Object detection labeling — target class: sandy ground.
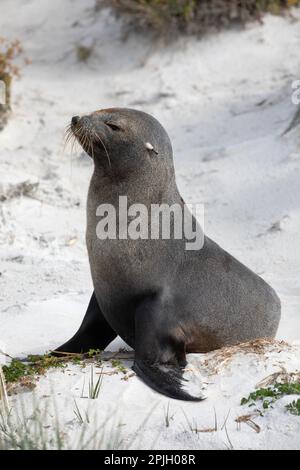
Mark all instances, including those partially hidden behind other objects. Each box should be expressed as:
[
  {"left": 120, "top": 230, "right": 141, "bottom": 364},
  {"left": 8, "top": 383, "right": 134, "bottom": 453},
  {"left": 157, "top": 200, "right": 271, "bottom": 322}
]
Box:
[{"left": 0, "top": 0, "right": 300, "bottom": 450}]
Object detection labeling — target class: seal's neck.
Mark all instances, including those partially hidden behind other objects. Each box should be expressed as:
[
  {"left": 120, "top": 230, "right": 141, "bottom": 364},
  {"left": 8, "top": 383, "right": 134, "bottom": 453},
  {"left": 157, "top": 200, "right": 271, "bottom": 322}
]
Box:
[{"left": 90, "top": 163, "right": 178, "bottom": 207}]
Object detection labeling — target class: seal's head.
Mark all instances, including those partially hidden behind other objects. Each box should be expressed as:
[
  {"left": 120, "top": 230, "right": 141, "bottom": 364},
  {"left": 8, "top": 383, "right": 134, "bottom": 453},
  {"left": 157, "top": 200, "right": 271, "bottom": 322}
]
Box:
[{"left": 68, "top": 108, "right": 174, "bottom": 180}]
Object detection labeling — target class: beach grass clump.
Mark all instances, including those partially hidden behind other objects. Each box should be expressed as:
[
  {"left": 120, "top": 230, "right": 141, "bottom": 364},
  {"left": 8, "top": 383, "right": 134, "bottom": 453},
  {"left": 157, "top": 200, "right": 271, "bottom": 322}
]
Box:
[
  {"left": 101, "top": 0, "right": 300, "bottom": 35},
  {"left": 0, "top": 403, "right": 64, "bottom": 450},
  {"left": 74, "top": 400, "right": 90, "bottom": 424},
  {"left": 88, "top": 366, "right": 103, "bottom": 399},
  {"left": 0, "top": 395, "right": 126, "bottom": 450}
]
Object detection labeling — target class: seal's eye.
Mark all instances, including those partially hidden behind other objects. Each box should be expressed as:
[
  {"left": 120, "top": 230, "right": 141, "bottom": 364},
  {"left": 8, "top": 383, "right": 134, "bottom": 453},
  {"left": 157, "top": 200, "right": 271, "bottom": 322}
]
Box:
[{"left": 105, "top": 121, "right": 121, "bottom": 131}]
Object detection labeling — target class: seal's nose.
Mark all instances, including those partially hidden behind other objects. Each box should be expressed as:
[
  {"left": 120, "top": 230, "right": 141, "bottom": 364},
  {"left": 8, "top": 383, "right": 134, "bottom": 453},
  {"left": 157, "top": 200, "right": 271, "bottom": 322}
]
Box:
[{"left": 72, "top": 115, "right": 80, "bottom": 126}]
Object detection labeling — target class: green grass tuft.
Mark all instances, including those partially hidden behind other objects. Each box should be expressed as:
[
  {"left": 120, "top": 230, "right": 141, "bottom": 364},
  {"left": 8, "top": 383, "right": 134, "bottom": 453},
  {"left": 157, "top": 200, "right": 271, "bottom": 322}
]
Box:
[{"left": 88, "top": 366, "right": 103, "bottom": 399}]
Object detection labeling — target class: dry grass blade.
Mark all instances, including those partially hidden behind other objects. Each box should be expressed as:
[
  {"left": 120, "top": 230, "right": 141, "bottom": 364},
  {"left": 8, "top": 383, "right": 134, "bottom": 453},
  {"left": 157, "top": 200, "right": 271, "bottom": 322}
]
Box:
[
  {"left": 0, "top": 365, "right": 9, "bottom": 414},
  {"left": 49, "top": 350, "right": 83, "bottom": 357},
  {"left": 203, "top": 338, "right": 291, "bottom": 375},
  {"left": 96, "top": 371, "right": 118, "bottom": 377},
  {"left": 224, "top": 420, "right": 234, "bottom": 451},
  {"left": 235, "top": 414, "right": 261, "bottom": 434},
  {"left": 0, "top": 350, "right": 13, "bottom": 360},
  {"left": 221, "top": 408, "right": 231, "bottom": 431},
  {"left": 193, "top": 408, "right": 218, "bottom": 433},
  {"left": 256, "top": 368, "right": 300, "bottom": 389},
  {"left": 102, "top": 351, "right": 134, "bottom": 361}
]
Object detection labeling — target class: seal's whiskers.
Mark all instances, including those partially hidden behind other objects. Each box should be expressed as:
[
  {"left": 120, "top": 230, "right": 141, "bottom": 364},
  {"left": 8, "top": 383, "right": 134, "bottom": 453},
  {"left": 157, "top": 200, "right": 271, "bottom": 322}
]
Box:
[
  {"left": 93, "top": 130, "right": 111, "bottom": 168},
  {"left": 65, "top": 123, "right": 110, "bottom": 167}
]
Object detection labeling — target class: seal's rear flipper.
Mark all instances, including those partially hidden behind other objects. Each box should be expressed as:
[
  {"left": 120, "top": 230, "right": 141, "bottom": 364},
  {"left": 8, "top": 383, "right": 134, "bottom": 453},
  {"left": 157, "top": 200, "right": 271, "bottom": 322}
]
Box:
[
  {"left": 133, "top": 295, "right": 204, "bottom": 401},
  {"left": 133, "top": 360, "right": 204, "bottom": 401},
  {"left": 54, "top": 292, "right": 117, "bottom": 354}
]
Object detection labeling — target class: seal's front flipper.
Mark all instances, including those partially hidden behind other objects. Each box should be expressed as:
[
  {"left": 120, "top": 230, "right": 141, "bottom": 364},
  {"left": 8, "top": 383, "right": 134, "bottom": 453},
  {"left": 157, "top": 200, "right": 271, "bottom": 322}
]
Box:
[
  {"left": 132, "top": 295, "right": 204, "bottom": 402},
  {"left": 54, "top": 292, "right": 117, "bottom": 354}
]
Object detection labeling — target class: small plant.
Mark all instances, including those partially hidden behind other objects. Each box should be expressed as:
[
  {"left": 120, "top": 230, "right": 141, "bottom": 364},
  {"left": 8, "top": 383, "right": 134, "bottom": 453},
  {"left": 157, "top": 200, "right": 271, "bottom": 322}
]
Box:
[
  {"left": 241, "top": 382, "right": 300, "bottom": 412},
  {"left": 87, "top": 349, "right": 101, "bottom": 358},
  {"left": 0, "top": 37, "right": 28, "bottom": 127},
  {"left": 2, "top": 359, "right": 30, "bottom": 383},
  {"left": 88, "top": 366, "right": 103, "bottom": 399},
  {"left": 286, "top": 399, "right": 300, "bottom": 416},
  {"left": 76, "top": 44, "right": 93, "bottom": 62},
  {"left": 2, "top": 351, "right": 106, "bottom": 394},
  {"left": 0, "top": 37, "right": 24, "bottom": 78},
  {"left": 111, "top": 359, "right": 127, "bottom": 374},
  {"left": 2, "top": 354, "right": 66, "bottom": 393}
]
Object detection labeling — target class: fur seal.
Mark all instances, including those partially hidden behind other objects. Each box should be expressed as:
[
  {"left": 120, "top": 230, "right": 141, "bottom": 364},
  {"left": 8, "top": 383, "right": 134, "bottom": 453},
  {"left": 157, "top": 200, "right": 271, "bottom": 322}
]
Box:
[{"left": 56, "top": 108, "right": 281, "bottom": 401}]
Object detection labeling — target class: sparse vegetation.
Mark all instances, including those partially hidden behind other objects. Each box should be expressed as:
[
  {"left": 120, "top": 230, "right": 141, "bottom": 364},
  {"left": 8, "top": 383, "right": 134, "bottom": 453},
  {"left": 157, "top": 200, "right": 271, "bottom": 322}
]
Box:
[
  {"left": 2, "top": 350, "right": 105, "bottom": 391},
  {"left": 241, "top": 381, "right": 300, "bottom": 413},
  {"left": 111, "top": 359, "right": 127, "bottom": 374},
  {"left": 2, "top": 355, "right": 66, "bottom": 387},
  {"left": 0, "top": 398, "right": 125, "bottom": 450},
  {"left": 0, "top": 366, "right": 9, "bottom": 414},
  {"left": 2, "top": 350, "right": 133, "bottom": 396},
  {"left": 0, "top": 398, "right": 65, "bottom": 450},
  {"left": 101, "top": 0, "right": 300, "bottom": 35},
  {"left": 76, "top": 44, "right": 93, "bottom": 62},
  {"left": 0, "top": 37, "right": 27, "bottom": 128},
  {"left": 3, "top": 359, "right": 32, "bottom": 384},
  {"left": 286, "top": 399, "right": 300, "bottom": 416},
  {"left": 0, "top": 180, "right": 39, "bottom": 203},
  {"left": 87, "top": 349, "right": 101, "bottom": 358}
]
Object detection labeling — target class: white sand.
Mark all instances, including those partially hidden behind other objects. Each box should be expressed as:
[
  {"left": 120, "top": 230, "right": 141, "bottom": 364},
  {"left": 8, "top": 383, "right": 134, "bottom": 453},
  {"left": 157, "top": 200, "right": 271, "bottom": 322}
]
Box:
[{"left": 0, "top": 0, "right": 300, "bottom": 450}]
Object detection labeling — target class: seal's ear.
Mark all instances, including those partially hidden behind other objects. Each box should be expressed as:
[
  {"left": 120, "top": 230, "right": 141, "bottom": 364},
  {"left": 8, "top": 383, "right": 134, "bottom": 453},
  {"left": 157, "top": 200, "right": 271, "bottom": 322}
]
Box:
[{"left": 145, "top": 142, "right": 158, "bottom": 155}]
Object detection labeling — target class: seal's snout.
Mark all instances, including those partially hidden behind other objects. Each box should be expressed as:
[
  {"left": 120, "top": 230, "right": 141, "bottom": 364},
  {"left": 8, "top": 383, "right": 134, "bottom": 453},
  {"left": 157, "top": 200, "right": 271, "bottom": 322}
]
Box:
[
  {"left": 71, "top": 115, "right": 92, "bottom": 133},
  {"left": 72, "top": 115, "right": 80, "bottom": 126}
]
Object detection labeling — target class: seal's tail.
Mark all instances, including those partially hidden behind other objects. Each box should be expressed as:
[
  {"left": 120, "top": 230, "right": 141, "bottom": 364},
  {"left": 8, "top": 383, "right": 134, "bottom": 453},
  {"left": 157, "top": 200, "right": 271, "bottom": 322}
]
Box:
[{"left": 132, "top": 360, "right": 204, "bottom": 402}]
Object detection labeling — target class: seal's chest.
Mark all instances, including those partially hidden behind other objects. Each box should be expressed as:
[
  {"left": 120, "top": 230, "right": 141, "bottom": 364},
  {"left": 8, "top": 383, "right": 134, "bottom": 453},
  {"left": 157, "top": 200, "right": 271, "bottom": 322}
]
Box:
[{"left": 88, "top": 236, "right": 156, "bottom": 288}]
